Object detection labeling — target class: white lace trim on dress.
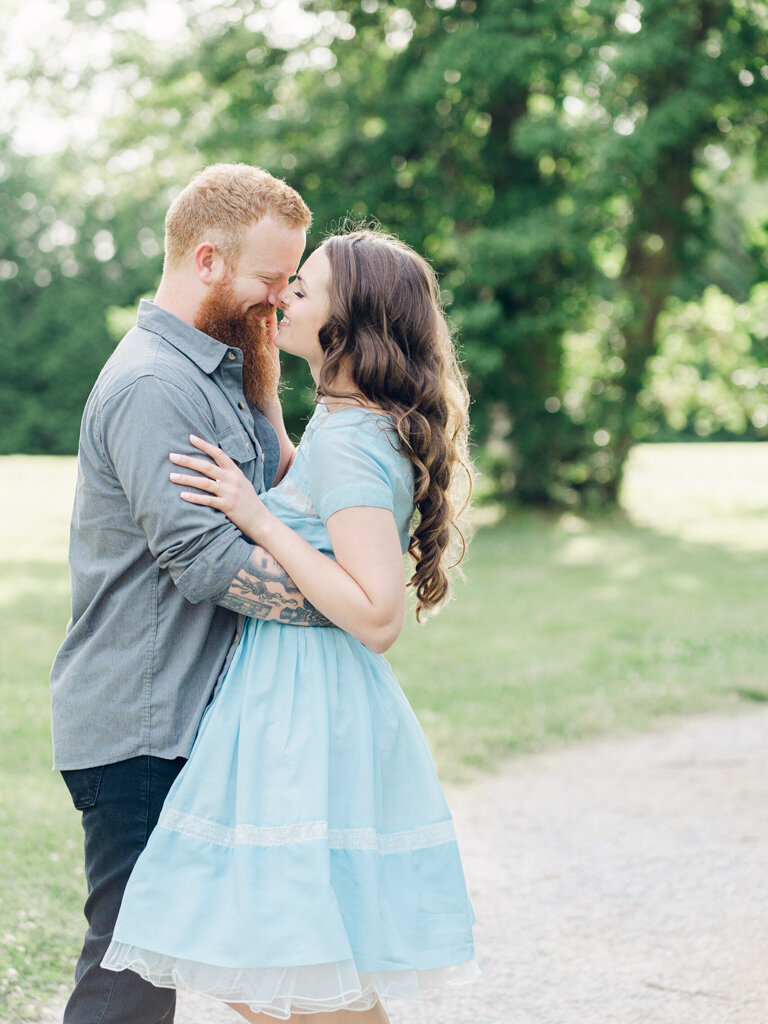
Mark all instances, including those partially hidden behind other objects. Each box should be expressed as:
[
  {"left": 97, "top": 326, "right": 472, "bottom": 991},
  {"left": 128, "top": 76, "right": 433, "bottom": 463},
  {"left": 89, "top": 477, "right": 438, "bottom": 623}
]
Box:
[
  {"left": 158, "top": 808, "right": 457, "bottom": 853},
  {"left": 101, "top": 944, "right": 480, "bottom": 1019}
]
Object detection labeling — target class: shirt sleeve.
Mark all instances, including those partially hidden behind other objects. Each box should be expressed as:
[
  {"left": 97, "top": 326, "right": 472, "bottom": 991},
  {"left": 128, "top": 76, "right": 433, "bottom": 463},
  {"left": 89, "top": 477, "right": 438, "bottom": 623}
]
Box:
[
  {"left": 99, "top": 374, "right": 254, "bottom": 604},
  {"left": 306, "top": 418, "right": 398, "bottom": 523}
]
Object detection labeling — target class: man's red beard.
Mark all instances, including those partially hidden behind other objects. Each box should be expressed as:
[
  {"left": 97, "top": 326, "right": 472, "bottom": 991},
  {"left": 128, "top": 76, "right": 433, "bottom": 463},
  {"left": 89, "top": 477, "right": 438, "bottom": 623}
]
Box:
[{"left": 194, "top": 281, "right": 279, "bottom": 407}]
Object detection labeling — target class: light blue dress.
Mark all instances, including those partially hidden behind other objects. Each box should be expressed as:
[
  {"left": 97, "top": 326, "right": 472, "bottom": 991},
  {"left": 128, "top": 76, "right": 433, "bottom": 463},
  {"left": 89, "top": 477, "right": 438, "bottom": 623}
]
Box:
[{"left": 102, "top": 404, "right": 477, "bottom": 1018}]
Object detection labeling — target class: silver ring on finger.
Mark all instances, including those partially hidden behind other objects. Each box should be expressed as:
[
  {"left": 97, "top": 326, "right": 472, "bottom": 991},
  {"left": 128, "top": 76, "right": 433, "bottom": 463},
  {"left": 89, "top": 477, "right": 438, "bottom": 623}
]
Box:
[{"left": 214, "top": 478, "right": 221, "bottom": 496}]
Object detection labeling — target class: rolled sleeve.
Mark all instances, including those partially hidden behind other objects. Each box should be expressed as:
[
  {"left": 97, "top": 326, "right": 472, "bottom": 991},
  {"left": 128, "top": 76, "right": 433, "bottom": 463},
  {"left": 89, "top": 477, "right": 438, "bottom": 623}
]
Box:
[{"left": 101, "top": 374, "right": 253, "bottom": 603}]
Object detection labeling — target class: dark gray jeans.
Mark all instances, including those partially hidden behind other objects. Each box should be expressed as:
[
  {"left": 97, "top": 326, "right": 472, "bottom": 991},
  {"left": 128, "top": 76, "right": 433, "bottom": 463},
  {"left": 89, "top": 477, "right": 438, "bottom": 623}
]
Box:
[{"left": 61, "top": 755, "right": 186, "bottom": 1024}]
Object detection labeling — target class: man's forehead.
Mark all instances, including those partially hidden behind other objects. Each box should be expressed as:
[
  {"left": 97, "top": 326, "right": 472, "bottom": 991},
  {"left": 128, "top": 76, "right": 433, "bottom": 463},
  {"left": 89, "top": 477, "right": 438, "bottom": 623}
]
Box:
[{"left": 238, "top": 217, "right": 305, "bottom": 275}]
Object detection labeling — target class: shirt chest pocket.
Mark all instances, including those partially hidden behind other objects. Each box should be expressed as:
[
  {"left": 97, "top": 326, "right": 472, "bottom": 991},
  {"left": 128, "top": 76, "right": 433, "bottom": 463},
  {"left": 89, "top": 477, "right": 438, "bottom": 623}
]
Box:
[{"left": 216, "top": 426, "right": 263, "bottom": 491}]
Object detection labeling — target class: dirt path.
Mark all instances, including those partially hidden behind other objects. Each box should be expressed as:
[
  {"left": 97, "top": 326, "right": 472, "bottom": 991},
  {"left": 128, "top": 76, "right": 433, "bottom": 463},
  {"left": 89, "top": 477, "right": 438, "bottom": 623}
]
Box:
[{"left": 39, "top": 706, "right": 768, "bottom": 1024}]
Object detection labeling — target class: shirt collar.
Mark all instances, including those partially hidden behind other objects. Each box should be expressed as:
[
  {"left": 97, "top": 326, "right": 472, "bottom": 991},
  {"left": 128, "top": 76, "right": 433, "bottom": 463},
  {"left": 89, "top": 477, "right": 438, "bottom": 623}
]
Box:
[{"left": 136, "top": 299, "right": 235, "bottom": 375}]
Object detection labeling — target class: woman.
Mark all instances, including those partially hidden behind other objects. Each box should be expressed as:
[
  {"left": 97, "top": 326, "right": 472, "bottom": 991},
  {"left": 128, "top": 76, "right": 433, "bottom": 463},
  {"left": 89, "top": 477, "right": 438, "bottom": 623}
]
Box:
[{"left": 102, "top": 229, "right": 478, "bottom": 1022}]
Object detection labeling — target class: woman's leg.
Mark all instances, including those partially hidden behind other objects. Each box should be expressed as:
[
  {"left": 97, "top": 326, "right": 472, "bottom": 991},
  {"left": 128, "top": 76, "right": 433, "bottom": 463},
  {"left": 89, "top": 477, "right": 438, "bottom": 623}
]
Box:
[{"left": 227, "top": 1000, "right": 391, "bottom": 1023}]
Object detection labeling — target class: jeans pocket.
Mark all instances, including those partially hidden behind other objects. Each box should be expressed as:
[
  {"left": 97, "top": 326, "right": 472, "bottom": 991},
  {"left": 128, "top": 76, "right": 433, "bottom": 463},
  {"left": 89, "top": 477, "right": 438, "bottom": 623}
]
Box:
[{"left": 61, "top": 766, "right": 105, "bottom": 811}]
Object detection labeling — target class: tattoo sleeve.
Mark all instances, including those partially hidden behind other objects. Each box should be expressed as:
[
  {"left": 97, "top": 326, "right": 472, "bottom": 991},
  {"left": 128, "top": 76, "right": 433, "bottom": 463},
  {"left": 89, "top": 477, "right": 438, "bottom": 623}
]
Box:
[{"left": 217, "top": 547, "right": 331, "bottom": 627}]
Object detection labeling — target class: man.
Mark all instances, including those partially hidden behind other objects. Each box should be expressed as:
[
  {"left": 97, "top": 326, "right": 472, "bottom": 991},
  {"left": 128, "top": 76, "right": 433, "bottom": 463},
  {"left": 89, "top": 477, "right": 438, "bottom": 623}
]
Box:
[{"left": 50, "top": 164, "right": 324, "bottom": 1024}]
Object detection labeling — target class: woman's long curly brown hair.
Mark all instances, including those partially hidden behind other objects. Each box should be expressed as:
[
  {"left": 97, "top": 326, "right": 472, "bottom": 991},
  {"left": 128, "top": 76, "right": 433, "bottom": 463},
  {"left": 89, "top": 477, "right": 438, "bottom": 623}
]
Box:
[{"left": 316, "top": 229, "right": 473, "bottom": 620}]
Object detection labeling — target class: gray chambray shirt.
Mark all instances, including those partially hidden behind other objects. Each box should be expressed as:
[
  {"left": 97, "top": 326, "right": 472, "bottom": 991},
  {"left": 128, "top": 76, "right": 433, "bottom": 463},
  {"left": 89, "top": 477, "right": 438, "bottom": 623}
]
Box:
[{"left": 50, "top": 299, "right": 280, "bottom": 770}]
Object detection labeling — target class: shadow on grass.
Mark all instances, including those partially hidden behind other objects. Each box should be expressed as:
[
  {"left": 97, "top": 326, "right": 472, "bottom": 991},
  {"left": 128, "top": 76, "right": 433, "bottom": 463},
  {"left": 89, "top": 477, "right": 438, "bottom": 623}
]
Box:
[{"left": 390, "top": 509, "right": 768, "bottom": 779}]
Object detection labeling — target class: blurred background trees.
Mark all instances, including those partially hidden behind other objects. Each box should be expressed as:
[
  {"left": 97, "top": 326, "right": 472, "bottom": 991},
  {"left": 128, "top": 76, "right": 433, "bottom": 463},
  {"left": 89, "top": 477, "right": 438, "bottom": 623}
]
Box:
[{"left": 2, "top": 0, "right": 768, "bottom": 504}]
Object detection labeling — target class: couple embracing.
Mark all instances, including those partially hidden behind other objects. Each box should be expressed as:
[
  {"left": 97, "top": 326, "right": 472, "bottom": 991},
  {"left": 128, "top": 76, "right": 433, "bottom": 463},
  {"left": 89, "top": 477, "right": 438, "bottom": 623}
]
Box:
[{"left": 51, "top": 163, "right": 477, "bottom": 1024}]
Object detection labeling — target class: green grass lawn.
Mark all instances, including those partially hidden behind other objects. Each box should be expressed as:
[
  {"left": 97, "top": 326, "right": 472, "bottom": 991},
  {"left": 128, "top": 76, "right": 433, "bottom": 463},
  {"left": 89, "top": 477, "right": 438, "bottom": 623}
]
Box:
[
  {"left": 1, "top": 459, "right": 86, "bottom": 1022},
  {"left": 2, "top": 444, "right": 768, "bottom": 1021},
  {"left": 393, "top": 443, "right": 768, "bottom": 775}
]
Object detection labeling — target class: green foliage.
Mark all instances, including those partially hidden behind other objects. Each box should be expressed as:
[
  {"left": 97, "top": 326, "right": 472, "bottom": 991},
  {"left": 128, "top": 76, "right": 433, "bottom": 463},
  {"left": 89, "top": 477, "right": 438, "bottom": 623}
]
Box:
[
  {"left": 105, "top": 0, "right": 599, "bottom": 500},
  {"left": 646, "top": 284, "right": 768, "bottom": 438},
  {"left": 0, "top": 137, "right": 165, "bottom": 454},
  {"left": 561, "top": 282, "right": 768, "bottom": 464},
  {"left": 3, "top": 0, "right": 768, "bottom": 502}
]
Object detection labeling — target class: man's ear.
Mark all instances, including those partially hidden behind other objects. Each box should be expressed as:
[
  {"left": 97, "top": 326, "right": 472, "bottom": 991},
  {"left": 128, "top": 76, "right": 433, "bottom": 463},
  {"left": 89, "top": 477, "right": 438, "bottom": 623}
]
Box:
[{"left": 193, "top": 241, "right": 222, "bottom": 284}]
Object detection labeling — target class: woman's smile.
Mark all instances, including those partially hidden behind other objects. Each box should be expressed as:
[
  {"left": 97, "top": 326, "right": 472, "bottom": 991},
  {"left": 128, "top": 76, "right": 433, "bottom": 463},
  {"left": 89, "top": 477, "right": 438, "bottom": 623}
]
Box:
[{"left": 274, "top": 248, "right": 331, "bottom": 375}]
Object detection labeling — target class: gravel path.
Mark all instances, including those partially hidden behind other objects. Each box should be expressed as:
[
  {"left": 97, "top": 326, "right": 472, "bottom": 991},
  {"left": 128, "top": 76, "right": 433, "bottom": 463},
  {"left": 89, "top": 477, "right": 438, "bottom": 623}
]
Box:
[{"left": 39, "top": 707, "right": 768, "bottom": 1024}]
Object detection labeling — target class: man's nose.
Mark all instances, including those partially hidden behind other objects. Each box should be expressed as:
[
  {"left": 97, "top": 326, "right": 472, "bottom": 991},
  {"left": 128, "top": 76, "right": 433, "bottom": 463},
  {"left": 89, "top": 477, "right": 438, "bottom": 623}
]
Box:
[{"left": 273, "top": 283, "right": 290, "bottom": 308}]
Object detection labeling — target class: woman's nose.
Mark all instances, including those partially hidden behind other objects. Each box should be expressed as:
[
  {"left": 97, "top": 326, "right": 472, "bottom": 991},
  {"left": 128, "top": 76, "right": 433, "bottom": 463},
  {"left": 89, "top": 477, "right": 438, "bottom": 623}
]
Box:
[{"left": 275, "top": 284, "right": 291, "bottom": 308}]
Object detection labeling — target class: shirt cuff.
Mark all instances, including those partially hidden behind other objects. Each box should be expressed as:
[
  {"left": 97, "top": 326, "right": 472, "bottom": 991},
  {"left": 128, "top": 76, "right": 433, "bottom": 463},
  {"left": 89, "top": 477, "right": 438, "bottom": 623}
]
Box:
[{"left": 174, "top": 534, "right": 255, "bottom": 604}]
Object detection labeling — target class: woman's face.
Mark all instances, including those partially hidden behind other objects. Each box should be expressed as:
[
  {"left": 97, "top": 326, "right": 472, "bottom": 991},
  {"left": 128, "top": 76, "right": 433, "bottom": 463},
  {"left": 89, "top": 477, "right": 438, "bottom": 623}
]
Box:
[{"left": 275, "top": 247, "right": 331, "bottom": 378}]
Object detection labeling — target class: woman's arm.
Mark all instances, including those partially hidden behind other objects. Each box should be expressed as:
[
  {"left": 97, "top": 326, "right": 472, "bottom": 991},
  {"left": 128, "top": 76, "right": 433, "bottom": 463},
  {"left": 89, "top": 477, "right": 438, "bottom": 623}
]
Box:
[
  {"left": 256, "top": 504, "right": 405, "bottom": 652},
  {"left": 170, "top": 437, "right": 405, "bottom": 652}
]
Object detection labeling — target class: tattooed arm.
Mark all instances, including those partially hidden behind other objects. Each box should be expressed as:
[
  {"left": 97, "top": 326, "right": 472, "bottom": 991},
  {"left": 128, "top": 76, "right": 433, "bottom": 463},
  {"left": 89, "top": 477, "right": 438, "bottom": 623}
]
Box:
[
  {"left": 176, "top": 437, "right": 403, "bottom": 650},
  {"left": 175, "top": 439, "right": 400, "bottom": 647},
  {"left": 217, "top": 546, "right": 331, "bottom": 627}
]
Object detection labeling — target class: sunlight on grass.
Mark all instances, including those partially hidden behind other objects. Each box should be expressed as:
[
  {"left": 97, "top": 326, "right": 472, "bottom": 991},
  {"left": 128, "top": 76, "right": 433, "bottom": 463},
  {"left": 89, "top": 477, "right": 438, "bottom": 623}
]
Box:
[
  {"left": 389, "top": 442, "right": 768, "bottom": 777},
  {"left": 620, "top": 442, "right": 768, "bottom": 550},
  {"left": 1, "top": 456, "right": 76, "bottom": 564},
  {"left": 1, "top": 458, "right": 82, "bottom": 1019}
]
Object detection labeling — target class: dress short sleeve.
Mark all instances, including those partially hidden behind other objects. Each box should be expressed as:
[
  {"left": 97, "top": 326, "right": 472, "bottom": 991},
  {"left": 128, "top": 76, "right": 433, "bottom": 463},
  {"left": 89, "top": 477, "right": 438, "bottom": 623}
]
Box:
[{"left": 307, "top": 415, "right": 400, "bottom": 523}]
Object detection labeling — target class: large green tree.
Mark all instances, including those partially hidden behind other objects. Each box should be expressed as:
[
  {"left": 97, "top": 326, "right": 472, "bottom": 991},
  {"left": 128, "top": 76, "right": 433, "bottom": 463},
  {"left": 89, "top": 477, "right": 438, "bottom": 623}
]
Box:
[
  {"left": 102, "top": 0, "right": 768, "bottom": 501},
  {"left": 104, "top": 0, "right": 599, "bottom": 501},
  {"left": 563, "top": 0, "right": 768, "bottom": 499},
  {"left": 3, "top": 0, "right": 768, "bottom": 505}
]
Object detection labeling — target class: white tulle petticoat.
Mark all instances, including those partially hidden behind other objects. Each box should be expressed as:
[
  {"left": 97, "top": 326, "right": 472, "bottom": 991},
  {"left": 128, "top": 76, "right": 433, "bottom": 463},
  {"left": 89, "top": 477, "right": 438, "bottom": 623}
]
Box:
[{"left": 102, "top": 943, "right": 480, "bottom": 1019}]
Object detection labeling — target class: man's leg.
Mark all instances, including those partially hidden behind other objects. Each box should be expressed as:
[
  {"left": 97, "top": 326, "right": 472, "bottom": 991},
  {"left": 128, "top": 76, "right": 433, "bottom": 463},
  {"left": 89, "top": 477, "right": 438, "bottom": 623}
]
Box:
[{"left": 61, "top": 755, "right": 186, "bottom": 1024}]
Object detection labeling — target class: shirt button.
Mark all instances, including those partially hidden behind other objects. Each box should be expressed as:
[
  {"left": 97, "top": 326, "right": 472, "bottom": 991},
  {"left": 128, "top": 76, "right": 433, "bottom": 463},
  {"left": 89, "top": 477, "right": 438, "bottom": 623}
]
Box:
[
  {"left": 233, "top": 634, "right": 240, "bottom": 644},
  {"left": 238, "top": 401, "right": 245, "bottom": 410},
  {"left": 245, "top": 442, "right": 251, "bottom": 450},
  {"left": 260, "top": 452, "right": 265, "bottom": 462},
  {"left": 227, "top": 350, "right": 237, "bottom": 361}
]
